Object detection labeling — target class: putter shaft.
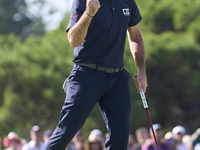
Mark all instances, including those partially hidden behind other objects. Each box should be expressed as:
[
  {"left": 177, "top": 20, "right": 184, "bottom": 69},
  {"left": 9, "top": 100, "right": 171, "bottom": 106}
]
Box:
[{"left": 140, "top": 91, "right": 160, "bottom": 150}]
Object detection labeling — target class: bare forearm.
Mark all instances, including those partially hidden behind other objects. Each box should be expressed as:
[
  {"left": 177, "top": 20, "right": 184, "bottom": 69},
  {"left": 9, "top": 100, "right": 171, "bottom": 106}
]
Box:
[
  {"left": 129, "top": 35, "right": 146, "bottom": 74},
  {"left": 68, "top": 12, "right": 92, "bottom": 47},
  {"left": 127, "top": 25, "right": 147, "bottom": 93},
  {"left": 68, "top": 0, "right": 101, "bottom": 47}
]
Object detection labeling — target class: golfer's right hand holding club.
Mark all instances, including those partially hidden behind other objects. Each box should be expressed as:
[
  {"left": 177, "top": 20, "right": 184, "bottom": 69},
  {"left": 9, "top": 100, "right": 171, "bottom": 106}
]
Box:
[
  {"left": 135, "top": 75, "right": 160, "bottom": 150},
  {"left": 135, "top": 74, "right": 148, "bottom": 108},
  {"left": 134, "top": 74, "right": 148, "bottom": 93},
  {"left": 86, "top": 0, "right": 101, "bottom": 17}
]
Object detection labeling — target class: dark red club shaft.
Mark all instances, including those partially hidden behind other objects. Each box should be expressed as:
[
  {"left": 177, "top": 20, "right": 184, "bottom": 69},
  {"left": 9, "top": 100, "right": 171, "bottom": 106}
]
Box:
[{"left": 145, "top": 108, "right": 160, "bottom": 150}]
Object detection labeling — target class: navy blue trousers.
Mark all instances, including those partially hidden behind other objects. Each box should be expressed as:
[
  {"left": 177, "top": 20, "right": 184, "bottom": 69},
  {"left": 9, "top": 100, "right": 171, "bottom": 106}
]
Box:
[{"left": 44, "top": 64, "right": 132, "bottom": 150}]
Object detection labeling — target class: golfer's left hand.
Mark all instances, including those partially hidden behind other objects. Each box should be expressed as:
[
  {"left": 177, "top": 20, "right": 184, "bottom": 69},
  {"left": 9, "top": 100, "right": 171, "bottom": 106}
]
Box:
[{"left": 134, "top": 73, "right": 147, "bottom": 93}]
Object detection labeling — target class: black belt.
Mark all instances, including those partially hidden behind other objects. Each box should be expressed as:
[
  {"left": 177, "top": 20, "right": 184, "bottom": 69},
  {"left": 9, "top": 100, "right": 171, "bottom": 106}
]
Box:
[{"left": 76, "top": 63, "right": 123, "bottom": 73}]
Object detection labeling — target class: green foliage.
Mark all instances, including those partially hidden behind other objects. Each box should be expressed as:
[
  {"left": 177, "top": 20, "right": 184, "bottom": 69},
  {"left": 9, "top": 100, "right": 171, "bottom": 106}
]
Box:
[
  {"left": 0, "top": 0, "right": 56, "bottom": 39},
  {"left": 143, "top": 32, "right": 200, "bottom": 133},
  {"left": 136, "top": 0, "right": 200, "bottom": 33},
  {"left": 0, "top": 20, "right": 74, "bottom": 138},
  {"left": 172, "top": 0, "right": 200, "bottom": 31},
  {"left": 187, "top": 16, "right": 200, "bottom": 43},
  {"left": 0, "top": 0, "right": 32, "bottom": 37},
  {"left": 137, "top": 0, "right": 175, "bottom": 33}
]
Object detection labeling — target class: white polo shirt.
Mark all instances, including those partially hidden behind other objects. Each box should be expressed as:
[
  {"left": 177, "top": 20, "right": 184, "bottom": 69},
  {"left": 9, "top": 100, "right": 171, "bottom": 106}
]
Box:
[
  {"left": 195, "top": 143, "right": 200, "bottom": 150},
  {"left": 22, "top": 140, "right": 45, "bottom": 150}
]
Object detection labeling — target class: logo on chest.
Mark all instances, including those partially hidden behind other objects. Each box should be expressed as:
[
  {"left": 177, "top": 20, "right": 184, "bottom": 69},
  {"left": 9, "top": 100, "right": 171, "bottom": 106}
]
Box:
[{"left": 122, "top": 8, "right": 130, "bottom": 16}]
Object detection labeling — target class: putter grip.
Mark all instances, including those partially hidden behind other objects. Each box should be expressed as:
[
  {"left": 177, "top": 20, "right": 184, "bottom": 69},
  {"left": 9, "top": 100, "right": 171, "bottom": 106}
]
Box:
[{"left": 140, "top": 91, "right": 148, "bottom": 109}]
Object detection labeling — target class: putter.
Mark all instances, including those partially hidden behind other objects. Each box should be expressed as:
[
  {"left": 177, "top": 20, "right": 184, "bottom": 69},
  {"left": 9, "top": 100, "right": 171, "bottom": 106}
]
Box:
[{"left": 140, "top": 90, "right": 160, "bottom": 150}]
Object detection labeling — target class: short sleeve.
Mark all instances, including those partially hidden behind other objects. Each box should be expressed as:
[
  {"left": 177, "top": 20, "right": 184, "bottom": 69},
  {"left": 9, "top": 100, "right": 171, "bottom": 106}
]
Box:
[
  {"left": 66, "top": 0, "right": 86, "bottom": 32},
  {"left": 128, "top": 0, "right": 142, "bottom": 27}
]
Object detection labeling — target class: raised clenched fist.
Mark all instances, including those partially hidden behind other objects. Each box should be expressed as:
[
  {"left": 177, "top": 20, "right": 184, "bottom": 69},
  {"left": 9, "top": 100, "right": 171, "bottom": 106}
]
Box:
[{"left": 86, "top": 0, "right": 101, "bottom": 17}]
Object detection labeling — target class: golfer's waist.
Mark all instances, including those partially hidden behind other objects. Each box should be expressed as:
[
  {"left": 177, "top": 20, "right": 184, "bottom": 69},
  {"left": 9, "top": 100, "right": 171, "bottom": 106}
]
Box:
[{"left": 75, "top": 63, "right": 123, "bottom": 73}]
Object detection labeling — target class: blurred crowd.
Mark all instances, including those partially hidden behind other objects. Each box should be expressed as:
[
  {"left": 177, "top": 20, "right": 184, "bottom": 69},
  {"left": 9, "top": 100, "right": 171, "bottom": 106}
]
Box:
[{"left": 0, "top": 124, "right": 199, "bottom": 150}]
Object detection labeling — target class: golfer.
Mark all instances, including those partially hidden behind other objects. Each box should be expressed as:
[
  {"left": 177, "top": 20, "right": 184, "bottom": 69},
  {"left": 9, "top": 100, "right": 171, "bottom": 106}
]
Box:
[{"left": 44, "top": 0, "right": 147, "bottom": 149}]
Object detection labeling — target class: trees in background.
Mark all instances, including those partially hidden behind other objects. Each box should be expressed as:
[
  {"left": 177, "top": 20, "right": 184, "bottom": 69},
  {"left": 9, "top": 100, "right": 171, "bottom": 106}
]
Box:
[
  {"left": 0, "top": 23, "right": 73, "bottom": 136},
  {"left": 0, "top": 0, "right": 61, "bottom": 39},
  {"left": 144, "top": 32, "right": 200, "bottom": 133},
  {"left": 137, "top": 0, "right": 200, "bottom": 34},
  {"left": 0, "top": 0, "right": 33, "bottom": 39},
  {"left": 134, "top": 0, "right": 200, "bottom": 133}
]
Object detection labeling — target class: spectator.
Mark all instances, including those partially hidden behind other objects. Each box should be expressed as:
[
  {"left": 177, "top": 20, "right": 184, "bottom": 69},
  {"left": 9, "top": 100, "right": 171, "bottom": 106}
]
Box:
[
  {"left": 142, "top": 124, "right": 171, "bottom": 150},
  {"left": 135, "top": 127, "right": 149, "bottom": 150},
  {"left": 128, "top": 134, "right": 136, "bottom": 150},
  {"left": 91, "top": 129, "right": 105, "bottom": 149},
  {"left": 3, "top": 132, "right": 22, "bottom": 150},
  {"left": 71, "top": 131, "right": 84, "bottom": 150},
  {"left": 0, "top": 135, "right": 2, "bottom": 150},
  {"left": 164, "top": 131, "right": 176, "bottom": 150},
  {"left": 191, "top": 128, "right": 200, "bottom": 150},
  {"left": 22, "top": 125, "right": 45, "bottom": 150},
  {"left": 172, "top": 125, "right": 189, "bottom": 150},
  {"left": 66, "top": 141, "right": 78, "bottom": 150},
  {"left": 182, "top": 134, "right": 193, "bottom": 150},
  {"left": 194, "top": 143, "right": 200, "bottom": 150},
  {"left": 84, "top": 129, "right": 105, "bottom": 150},
  {"left": 43, "top": 130, "right": 53, "bottom": 144}
]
